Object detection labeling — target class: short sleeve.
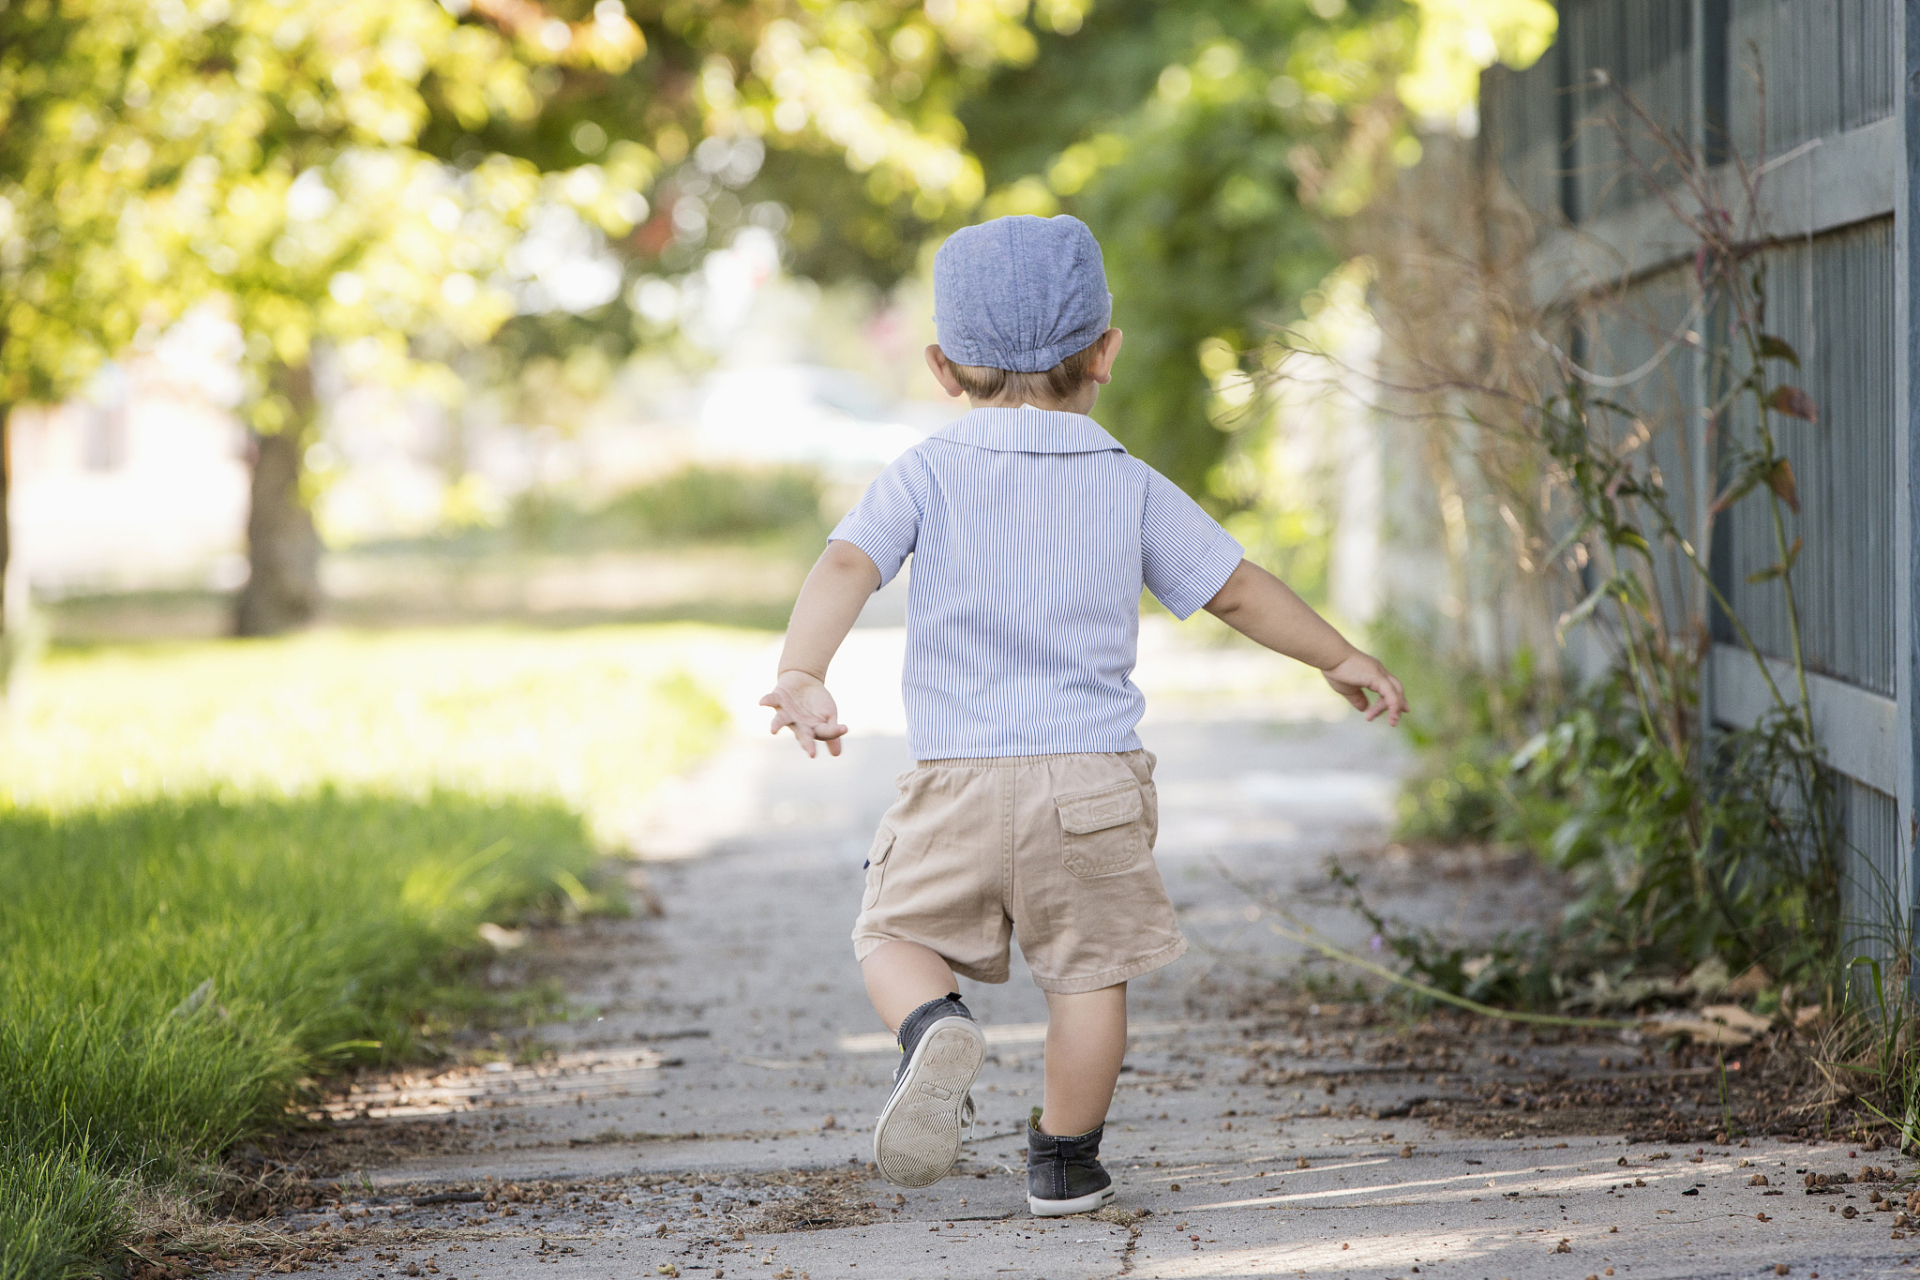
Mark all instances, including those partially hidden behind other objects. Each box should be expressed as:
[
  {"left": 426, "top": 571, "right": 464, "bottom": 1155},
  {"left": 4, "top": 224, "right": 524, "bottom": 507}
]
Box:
[
  {"left": 828, "top": 450, "right": 926, "bottom": 588},
  {"left": 1140, "top": 465, "right": 1244, "bottom": 619}
]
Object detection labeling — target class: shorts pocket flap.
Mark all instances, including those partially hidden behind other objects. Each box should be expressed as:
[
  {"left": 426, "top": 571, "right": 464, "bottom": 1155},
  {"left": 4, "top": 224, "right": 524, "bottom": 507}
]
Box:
[
  {"left": 865, "top": 826, "right": 896, "bottom": 868},
  {"left": 1055, "top": 782, "right": 1142, "bottom": 835}
]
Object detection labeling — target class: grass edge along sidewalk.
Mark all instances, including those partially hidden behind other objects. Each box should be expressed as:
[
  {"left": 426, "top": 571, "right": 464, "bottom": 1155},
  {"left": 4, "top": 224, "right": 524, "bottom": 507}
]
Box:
[{"left": 0, "top": 624, "right": 758, "bottom": 1280}]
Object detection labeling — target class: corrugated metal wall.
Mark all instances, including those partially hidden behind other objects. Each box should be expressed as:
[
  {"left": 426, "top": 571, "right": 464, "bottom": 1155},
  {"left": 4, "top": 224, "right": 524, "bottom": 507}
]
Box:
[
  {"left": 1485, "top": 1, "right": 1901, "bottom": 221},
  {"left": 1590, "top": 267, "right": 1702, "bottom": 633},
  {"left": 1727, "top": 0, "right": 1897, "bottom": 157},
  {"left": 1568, "top": 0, "right": 1694, "bottom": 221},
  {"left": 1484, "top": 58, "right": 1562, "bottom": 220},
  {"left": 1716, "top": 218, "right": 1897, "bottom": 697},
  {"left": 1842, "top": 776, "right": 1902, "bottom": 964}
]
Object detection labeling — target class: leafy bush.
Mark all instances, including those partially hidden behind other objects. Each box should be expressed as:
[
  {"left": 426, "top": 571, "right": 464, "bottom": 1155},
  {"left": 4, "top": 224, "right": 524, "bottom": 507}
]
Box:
[{"left": 1381, "top": 652, "right": 1838, "bottom": 1011}]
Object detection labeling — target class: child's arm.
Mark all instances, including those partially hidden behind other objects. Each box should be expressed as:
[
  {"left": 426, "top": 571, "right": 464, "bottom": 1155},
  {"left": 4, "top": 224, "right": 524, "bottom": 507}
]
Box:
[
  {"left": 759, "top": 540, "right": 882, "bottom": 756},
  {"left": 1203, "top": 560, "right": 1408, "bottom": 726}
]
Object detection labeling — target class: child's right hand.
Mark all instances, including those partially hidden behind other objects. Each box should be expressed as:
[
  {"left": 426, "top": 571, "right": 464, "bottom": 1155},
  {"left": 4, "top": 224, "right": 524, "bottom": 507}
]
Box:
[
  {"left": 759, "top": 670, "right": 850, "bottom": 757},
  {"left": 1323, "top": 651, "right": 1408, "bottom": 727}
]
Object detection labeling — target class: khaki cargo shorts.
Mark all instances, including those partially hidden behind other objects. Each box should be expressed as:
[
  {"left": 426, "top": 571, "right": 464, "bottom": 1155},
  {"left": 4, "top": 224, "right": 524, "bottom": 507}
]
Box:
[{"left": 851, "top": 749, "right": 1186, "bottom": 994}]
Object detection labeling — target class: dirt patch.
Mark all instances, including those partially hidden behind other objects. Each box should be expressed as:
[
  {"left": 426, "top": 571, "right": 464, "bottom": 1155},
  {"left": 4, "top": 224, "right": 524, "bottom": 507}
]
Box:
[
  {"left": 141, "top": 1165, "right": 892, "bottom": 1277},
  {"left": 232, "top": 1118, "right": 475, "bottom": 1188},
  {"left": 123, "top": 1232, "right": 350, "bottom": 1279},
  {"left": 745, "top": 1168, "right": 881, "bottom": 1234},
  {"left": 1214, "top": 992, "right": 1888, "bottom": 1146}
]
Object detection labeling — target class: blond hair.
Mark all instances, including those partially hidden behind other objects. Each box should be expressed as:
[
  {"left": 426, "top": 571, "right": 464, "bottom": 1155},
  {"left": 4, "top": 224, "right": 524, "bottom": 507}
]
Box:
[{"left": 948, "top": 338, "right": 1102, "bottom": 404}]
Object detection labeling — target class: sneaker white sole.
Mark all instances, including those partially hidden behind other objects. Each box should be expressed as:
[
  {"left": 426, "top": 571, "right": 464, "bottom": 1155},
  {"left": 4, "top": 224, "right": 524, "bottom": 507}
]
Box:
[
  {"left": 1027, "top": 1183, "right": 1116, "bottom": 1217},
  {"left": 872, "top": 1016, "right": 986, "bottom": 1188}
]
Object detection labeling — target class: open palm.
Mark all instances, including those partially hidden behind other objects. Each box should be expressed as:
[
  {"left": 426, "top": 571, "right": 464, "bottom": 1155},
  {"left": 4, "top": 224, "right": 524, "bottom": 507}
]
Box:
[{"left": 759, "top": 673, "right": 849, "bottom": 757}]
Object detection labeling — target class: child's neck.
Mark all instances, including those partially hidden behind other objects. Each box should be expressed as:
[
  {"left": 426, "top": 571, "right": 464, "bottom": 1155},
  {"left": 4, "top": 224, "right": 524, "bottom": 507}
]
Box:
[{"left": 968, "top": 388, "right": 1099, "bottom": 415}]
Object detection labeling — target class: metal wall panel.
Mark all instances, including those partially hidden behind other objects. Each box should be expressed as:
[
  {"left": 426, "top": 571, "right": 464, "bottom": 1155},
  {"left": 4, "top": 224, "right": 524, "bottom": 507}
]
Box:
[
  {"left": 1483, "top": 58, "right": 1563, "bottom": 219},
  {"left": 1841, "top": 776, "right": 1902, "bottom": 965},
  {"left": 1729, "top": 0, "right": 1896, "bottom": 157},
  {"left": 1718, "top": 218, "right": 1897, "bottom": 696},
  {"left": 1567, "top": 0, "right": 1694, "bottom": 221},
  {"left": 1840, "top": 0, "right": 1899, "bottom": 131},
  {"left": 1592, "top": 267, "right": 1704, "bottom": 633}
]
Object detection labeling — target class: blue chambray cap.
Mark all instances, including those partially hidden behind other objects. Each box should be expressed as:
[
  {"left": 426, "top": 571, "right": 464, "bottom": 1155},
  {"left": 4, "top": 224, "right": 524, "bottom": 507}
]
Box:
[{"left": 932, "top": 215, "right": 1113, "bottom": 373}]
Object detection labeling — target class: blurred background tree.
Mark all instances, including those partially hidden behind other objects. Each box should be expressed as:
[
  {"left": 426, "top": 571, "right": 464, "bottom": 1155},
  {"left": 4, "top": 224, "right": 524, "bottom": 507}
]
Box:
[
  {"left": 2, "top": 0, "right": 1041, "bottom": 637},
  {"left": 958, "top": 0, "right": 1407, "bottom": 501},
  {"left": 0, "top": 4, "right": 205, "bottom": 668},
  {"left": 2, "top": 0, "right": 1553, "bottom": 640}
]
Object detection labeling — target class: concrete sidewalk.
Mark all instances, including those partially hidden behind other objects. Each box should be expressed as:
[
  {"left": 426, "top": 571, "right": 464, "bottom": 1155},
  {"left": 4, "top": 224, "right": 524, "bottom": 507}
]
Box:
[{"left": 270, "top": 631, "right": 1919, "bottom": 1280}]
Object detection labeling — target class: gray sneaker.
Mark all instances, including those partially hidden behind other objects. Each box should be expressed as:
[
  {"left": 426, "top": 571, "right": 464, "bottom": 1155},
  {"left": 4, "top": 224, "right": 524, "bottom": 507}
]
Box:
[
  {"left": 872, "top": 992, "right": 986, "bottom": 1187},
  {"left": 1026, "top": 1118, "right": 1116, "bottom": 1216}
]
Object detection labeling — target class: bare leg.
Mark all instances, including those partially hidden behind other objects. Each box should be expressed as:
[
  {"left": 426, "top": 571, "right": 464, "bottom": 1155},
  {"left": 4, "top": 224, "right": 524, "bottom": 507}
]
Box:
[
  {"left": 1039, "top": 983, "right": 1127, "bottom": 1136},
  {"left": 861, "top": 939, "right": 959, "bottom": 1031}
]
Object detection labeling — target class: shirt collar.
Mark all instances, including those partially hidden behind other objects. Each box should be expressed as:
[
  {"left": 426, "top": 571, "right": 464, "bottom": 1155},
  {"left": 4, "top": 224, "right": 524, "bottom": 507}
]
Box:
[{"left": 932, "top": 406, "right": 1127, "bottom": 455}]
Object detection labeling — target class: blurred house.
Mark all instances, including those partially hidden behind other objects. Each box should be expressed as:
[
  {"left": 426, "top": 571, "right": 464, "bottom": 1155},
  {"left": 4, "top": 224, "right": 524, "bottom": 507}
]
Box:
[
  {"left": 10, "top": 346, "right": 952, "bottom": 613},
  {"left": 10, "top": 317, "right": 252, "bottom": 599}
]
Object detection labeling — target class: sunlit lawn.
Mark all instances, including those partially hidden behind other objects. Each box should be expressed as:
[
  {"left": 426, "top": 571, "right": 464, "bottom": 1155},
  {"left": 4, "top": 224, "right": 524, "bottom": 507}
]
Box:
[{"left": 0, "top": 623, "right": 766, "bottom": 1279}]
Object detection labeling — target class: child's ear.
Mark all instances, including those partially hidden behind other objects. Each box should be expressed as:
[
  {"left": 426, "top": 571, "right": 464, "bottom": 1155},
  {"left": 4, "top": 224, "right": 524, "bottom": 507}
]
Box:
[
  {"left": 924, "top": 344, "right": 967, "bottom": 398},
  {"left": 1088, "top": 328, "right": 1124, "bottom": 385}
]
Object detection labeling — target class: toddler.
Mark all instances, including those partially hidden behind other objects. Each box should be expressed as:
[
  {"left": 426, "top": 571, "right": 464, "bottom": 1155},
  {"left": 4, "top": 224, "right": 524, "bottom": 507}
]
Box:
[{"left": 760, "top": 214, "right": 1405, "bottom": 1215}]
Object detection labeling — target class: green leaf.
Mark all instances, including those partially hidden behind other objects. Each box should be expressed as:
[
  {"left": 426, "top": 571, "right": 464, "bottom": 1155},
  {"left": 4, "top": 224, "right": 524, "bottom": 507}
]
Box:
[
  {"left": 1709, "top": 461, "right": 1767, "bottom": 515},
  {"left": 1752, "top": 536, "right": 1804, "bottom": 582},
  {"left": 1557, "top": 579, "right": 1615, "bottom": 634},
  {"left": 1509, "top": 730, "right": 1553, "bottom": 774},
  {"left": 1546, "top": 517, "right": 1596, "bottom": 566},
  {"left": 1757, "top": 334, "right": 1800, "bottom": 367}
]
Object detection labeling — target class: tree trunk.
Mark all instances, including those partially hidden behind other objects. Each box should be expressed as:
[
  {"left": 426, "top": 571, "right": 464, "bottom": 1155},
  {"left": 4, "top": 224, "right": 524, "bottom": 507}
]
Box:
[
  {"left": 234, "top": 362, "right": 322, "bottom": 637},
  {"left": 0, "top": 401, "right": 25, "bottom": 637},
  {"left": 0, "top": 401, "right": 11, "bottom": 643},
  {"left": 0, "top": 400, "right": 32, "bottom": 703}
]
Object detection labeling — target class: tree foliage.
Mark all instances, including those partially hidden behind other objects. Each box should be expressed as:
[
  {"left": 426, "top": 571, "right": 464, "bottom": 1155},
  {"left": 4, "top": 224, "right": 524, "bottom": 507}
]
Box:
[
  {"left": 0, "top": 0, "right": 1558, "bottom": 632},
  {"left": 960, "top": 0, "right": 1435, "bottom": 500},
  {"left": 0, "top": 0, "right": 1048, "bottom": 631}
]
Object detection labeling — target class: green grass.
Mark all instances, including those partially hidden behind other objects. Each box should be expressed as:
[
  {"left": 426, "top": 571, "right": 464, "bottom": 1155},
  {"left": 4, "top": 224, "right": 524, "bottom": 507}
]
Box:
[
  {"left": 5, "top": 624, "right": 753, "bottom": 841},
  {"left": 0, "top": 624, "right": 759, "bottom": 1278}
]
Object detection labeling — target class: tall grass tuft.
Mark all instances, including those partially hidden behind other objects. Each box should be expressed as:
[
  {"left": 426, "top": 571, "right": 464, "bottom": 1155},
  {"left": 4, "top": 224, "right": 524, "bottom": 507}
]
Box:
[
  {"left": 0, "top": 1141, "right": 127, "bottom": 1280},
  {"left": 0, "top": 791, "right": 599, "bottom": 1278}
]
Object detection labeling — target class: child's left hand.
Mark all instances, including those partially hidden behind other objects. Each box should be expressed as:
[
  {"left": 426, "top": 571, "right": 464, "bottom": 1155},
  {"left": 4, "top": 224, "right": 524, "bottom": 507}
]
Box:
[
  {"left": 1322, "top": 651, "right": 1408, "bottom": 726},
  {"left": 759, "top": 671, "right": 849, "bottom": 757}
]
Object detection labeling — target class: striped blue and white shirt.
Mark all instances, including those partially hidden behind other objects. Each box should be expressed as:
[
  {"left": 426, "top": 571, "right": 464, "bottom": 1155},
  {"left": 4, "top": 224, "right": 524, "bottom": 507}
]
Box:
[{"left": 829, "top": 406, "right": 1244, "bottom": 760}]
